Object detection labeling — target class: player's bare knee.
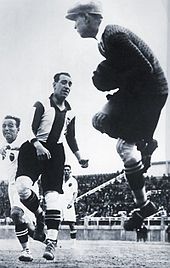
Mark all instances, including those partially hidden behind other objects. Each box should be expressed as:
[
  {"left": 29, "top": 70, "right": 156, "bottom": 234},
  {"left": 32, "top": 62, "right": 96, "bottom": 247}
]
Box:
[
  {"left": 116, "top": 139, "right": 141, "bottom": 165},
  {"left": 45, "top": 191, "right": 61, "bottom": 210},
  {"left": 15, "top": 176, "right": 32, "bottom": 200},
  {"left": 11, "top": 206, "right": 25, "bottom": 224}
]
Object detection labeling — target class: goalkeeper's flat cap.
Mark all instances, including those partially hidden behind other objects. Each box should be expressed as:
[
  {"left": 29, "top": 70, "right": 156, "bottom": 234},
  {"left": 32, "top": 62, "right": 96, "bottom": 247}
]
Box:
[{"left": 66, "top": 1, "right": 103, "bottom": 21}]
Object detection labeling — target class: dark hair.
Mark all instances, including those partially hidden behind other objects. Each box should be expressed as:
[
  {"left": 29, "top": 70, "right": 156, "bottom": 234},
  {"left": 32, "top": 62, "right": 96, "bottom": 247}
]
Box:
[
  {"left": 54, "top": 72, "right": 71, "bottom": 82},
  {"left": 64, "top": 164, "right": 71, "bottom": 169},
  {"left": 4, "top": 115, "right": 21, "bottom": 128}
]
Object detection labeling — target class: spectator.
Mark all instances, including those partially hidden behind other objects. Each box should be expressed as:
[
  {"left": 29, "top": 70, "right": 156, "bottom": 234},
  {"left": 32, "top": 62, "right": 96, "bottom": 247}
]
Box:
[{"left": 166, "top": 224, "right": 170, "bottom": 242}]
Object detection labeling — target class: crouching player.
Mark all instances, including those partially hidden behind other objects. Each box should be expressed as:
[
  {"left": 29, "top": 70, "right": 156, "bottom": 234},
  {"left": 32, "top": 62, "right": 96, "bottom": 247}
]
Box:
[{"left": 0, "top": 115, "right": 39, "bottom": 261}]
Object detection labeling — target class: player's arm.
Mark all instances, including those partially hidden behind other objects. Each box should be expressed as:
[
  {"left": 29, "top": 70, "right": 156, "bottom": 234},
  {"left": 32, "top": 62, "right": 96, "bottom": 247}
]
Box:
[
  {"left": 0, "top": 145, "right": 8, "bottom": 159},
  {"left": 67, "top": 191, "right": 78, "bottom": 209},
  {"left": 65, "top": 117, "right": 88, "bottom": 168},
  {"left": 30, "top": 102, "right": 51, "bottom": 160}
]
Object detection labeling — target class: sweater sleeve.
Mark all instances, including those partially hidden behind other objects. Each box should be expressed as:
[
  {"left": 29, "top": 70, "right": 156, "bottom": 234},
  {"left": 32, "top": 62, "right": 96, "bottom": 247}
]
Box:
[
  {"left": 103, "top": 25, "right": 153, "bottom": 73},
  {"left": 32, "top": 101, "right": 44, "bottom": 136},
  {"left": 65, "top": 116, "right": 79, "bottom": 153}
]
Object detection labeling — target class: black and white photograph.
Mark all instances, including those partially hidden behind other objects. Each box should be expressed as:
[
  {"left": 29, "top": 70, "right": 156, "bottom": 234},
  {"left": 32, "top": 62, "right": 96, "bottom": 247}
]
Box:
[{"left": 0, "top": 0, "right": 169, "bottom": 267}]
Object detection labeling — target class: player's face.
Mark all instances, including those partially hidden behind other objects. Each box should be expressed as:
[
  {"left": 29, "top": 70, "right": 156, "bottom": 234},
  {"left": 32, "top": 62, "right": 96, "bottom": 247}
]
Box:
[
  {"left": 74, "top": 15, "right": 89, "bottom": 37},
  {"left": 64, "top": 167, "right": 71, "bottom": 179},
  {"left": 2, "top": 119, "right": 19, "bottom": 144},
  {"left": 74, "top": 15, "right": 100, "bottom": 38},
  {"left": 53, "top": 74, "right": 72, "bottom": 100}
]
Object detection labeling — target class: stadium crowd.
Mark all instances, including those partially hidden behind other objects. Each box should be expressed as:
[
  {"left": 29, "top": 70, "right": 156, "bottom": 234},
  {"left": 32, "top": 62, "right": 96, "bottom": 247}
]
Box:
[
  {"left": 75, "top": 172, "right": 170, "bottom": 219},
  {"left": 0, "top": 180, "right": 10, "bottom": 220},
  {"left": 0, "top": 172, "right": 170, "bottom": 222}
]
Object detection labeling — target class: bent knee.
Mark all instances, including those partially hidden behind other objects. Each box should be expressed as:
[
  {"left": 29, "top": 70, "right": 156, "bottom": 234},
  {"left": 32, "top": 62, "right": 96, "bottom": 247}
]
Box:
[
  {"left": 15, "top": 176, "right": 32, "bottom": 199},
  {"left": 116, "top": 138, "right": 141, "bottom": 165},
  {"left": 45, "top": 191, "right": 61, "bottom": 210},
  {"left": 11, "top": 206, "right": 24, "bottom": 224}
]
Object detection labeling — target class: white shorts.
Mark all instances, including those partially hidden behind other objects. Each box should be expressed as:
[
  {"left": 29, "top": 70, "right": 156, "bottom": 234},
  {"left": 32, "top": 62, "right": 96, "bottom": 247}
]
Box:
[{"left": 61, "top": 203, "right": 76, "bottom": 222}]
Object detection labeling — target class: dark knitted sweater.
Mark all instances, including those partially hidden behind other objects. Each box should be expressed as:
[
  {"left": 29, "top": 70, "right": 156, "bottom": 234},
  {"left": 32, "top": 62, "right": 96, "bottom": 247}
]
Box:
[{"left": 97, "top": 24, "right": 168, "bottom": 95}]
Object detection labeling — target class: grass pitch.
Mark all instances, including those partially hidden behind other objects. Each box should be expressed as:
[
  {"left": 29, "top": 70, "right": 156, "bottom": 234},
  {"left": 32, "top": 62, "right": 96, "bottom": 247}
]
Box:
[{"left": 0, "top": 239, "right": 169, "bottom": 268}]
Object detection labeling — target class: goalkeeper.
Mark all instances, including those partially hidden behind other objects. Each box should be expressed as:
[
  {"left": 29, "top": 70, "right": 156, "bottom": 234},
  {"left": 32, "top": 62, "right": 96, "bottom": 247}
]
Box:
[{"left": 66, "top": 0, "right": 168, "bottom": 231}]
